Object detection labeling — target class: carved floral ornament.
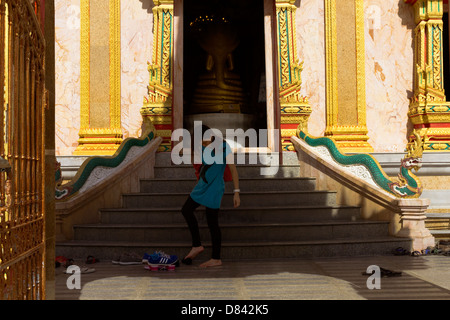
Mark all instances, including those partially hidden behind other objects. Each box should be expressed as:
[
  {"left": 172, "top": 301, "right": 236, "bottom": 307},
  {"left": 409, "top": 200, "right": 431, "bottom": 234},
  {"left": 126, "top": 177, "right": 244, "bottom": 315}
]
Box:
[{"left": 405, "top": 0, "right": 450, "bottom": 152}]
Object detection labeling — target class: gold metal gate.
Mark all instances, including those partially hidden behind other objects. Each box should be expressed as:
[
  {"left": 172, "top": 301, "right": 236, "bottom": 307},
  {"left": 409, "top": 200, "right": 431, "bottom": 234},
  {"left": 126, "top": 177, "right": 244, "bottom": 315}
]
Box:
[{"left": 0, "top": 0, "right": 46, "bottom": 300}]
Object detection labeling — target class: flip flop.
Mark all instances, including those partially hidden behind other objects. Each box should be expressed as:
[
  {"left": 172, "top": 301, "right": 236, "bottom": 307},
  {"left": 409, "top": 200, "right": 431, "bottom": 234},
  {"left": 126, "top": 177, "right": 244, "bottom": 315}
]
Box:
[
  {"left": 86, "top": 255, "right": 99, "bottom": 264},
  {"left": 431, "top": 248, "right": 442, "bottom": 255},
  {"left": 64, "top": 266, "right": 96, "bottom": 274},
  {"left": 361, "top": 267, "right": 402, "bottom": 277},
  {"left": 64, "top": 258, "right": 74, "bottom": 268},
  {"left": 380, "top": 267, "right": 402, "bottom": 277},
  {"left": 393, "top": 247, "right": 410, "bottom": 256},
  {"left": 80, "top": 267, "right": 96, "bottom": 274}
]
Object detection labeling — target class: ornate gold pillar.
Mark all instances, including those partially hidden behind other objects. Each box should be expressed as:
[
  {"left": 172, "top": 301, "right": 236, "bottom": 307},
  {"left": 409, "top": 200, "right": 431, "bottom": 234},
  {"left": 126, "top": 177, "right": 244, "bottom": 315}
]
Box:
[
  {"left": 406, "top": 0, "right": 450, "bottom": 152},
  {"left": 275, "top": 0, "right": 311, "bottom": 151},
  {"left": 141, "top": 0, "right": 174, "bottom": 152},
  {"left": 324, "top": 0, "right": 373, "bottom": 153},
  {"left": 74, "top": 0, "right": 123, "bottom": 155}
]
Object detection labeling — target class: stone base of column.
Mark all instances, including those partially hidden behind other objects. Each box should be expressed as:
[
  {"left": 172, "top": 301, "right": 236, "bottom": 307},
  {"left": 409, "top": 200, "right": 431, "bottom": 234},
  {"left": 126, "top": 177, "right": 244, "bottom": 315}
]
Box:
[
  {"left": 140, "top": 113, "right": 172, "bottom": 153},
  {"left": 73, "top": 128, "right": 123, "bottom": 156},
  {"left": 409, "top": 100, "right": 450, "bottom": 152},
  {"left": 280, "top": 102, "right": 311, "bottom": 152},
  {"left": 395, "top": 198, "right": 436, "bottom": 251},
  {"left": 325, "top": 125, "right": 373, "bottom": 153}
]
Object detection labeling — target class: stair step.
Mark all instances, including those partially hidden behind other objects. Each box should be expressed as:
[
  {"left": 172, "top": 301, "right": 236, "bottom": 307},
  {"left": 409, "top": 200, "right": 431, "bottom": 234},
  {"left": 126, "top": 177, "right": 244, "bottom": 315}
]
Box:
[
  {"left": 99, "top": 205, "right": 361, "bottom": 224},
  {"left": 155, "top": 152, "right": 300, "bottom": 166},
  {"left": 56, "top": 236, "right": 412, "bottom": 260},
  {"left": 140, "top": 177, "right": 316, "bottom": 193},
  {"left": 425, "top": 213, "right": 450, "bottom": 230},
  {"left": 73, "top": 221, "right": 390, "bottom": 243},
  {"left": 154, "top": 164, "right": 301, "bottom": 179},
  {"left": 56, "top": 153, "right": 408, "bottom": 259},
  {"left": 430, "top": 230, "right": 450, "bottom": 239},
  {"left": 426, "top": 213, "right": 450, "bottom": 219},
  {"left": 122, "top": 190, "right": 337, "bottom": 208}
]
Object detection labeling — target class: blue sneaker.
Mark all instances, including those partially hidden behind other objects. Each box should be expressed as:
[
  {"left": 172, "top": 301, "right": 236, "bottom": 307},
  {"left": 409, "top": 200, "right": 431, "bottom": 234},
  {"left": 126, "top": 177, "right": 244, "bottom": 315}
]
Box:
[
  {"left": 143, "top": 251, "right": 162, "bottom": 263},
  {"left": 142, "top": 251, "right": 170, "bottom": 263},
  {"left": 147, "top": 251, "right": 178, "bottom": 267},
  {"left": 142, "top": 252, "right": 152, "bottom": 263}
]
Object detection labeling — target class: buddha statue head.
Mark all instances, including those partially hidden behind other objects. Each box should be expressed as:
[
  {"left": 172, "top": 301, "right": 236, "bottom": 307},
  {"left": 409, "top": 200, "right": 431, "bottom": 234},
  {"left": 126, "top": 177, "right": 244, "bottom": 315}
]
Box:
[{"left": 189, "top": 15, "right": 248, "bottom": 114}]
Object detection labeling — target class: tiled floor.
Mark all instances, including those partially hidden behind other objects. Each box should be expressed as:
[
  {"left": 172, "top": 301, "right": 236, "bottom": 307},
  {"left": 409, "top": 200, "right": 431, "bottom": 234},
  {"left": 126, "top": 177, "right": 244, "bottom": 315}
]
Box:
[{"left": 54, "top": 255, "right": 450, "bottom": 300}]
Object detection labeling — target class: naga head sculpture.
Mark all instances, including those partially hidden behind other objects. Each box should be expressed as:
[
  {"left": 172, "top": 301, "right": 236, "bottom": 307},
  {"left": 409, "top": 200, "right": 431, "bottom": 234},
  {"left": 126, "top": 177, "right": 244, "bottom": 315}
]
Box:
[{"left": 403, "top": 131, "right": 424, "bottom": 171}]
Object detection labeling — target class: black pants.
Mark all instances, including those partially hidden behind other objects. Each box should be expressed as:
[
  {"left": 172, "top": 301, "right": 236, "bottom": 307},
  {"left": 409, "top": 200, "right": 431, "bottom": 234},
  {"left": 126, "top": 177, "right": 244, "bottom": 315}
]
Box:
[{"left": 181, "top": 196, "right": 221, "bottom": 260}]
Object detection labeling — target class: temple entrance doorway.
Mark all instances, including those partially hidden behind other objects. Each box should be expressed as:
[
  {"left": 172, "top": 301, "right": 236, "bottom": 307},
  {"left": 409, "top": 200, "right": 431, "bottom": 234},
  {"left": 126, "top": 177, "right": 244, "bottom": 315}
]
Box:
[{"left": 182, "top": 0, "right": 270, "bottom": 150}]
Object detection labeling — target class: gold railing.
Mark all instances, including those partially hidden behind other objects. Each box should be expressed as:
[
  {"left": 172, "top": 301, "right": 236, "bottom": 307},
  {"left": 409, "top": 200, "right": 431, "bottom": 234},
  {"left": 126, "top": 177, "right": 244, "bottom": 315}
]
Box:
[{"left": 0, "top": 0, "right": 46, "bottom": 300}]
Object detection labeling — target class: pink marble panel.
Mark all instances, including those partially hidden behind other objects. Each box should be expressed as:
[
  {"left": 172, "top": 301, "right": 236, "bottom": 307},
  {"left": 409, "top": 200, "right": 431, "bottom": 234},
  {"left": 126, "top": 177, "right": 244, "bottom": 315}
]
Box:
[
  {"left": 120, "top": 0, "right": 154, "bottom": 139},
  {"left": 364, "top": 0, "right": 415, "bottom": 152},
  {"left": 55, "top": 0, "right": 81, "bottom": 156},
  {"left": 295, "top": 0, "right": 326, "bottom": 137}
]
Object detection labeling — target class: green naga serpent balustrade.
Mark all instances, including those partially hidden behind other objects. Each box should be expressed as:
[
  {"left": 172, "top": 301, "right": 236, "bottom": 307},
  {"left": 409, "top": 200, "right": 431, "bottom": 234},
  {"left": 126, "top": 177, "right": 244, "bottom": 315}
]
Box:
[
  {"left": 55, "top": 119, "right": 157, "bottom": 201},
  {"left": 296, "top": 125, "right": 424, "bottom": 199}
]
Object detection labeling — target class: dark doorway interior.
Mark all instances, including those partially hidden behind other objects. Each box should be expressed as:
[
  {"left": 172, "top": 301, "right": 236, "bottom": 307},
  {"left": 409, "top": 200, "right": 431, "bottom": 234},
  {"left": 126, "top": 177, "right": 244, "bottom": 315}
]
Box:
[
  {"left": 183, "top": 0, "right": 267, "bottom": 131},
  {"left": 443, "top": 12, "right": 450, "bottom": 97}
]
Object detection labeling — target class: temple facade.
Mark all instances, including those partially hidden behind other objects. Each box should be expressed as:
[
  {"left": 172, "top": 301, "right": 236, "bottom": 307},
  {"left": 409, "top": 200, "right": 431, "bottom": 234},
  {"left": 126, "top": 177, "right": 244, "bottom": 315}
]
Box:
[
  {"left": 56, "top": 0, "right": 449, "bottom": 156},
  {"left": 4, "top": 0, "right": 450, "bottom": 301},
  {"left": 54, "top": 0, "right": 450, "bottom": 207}
]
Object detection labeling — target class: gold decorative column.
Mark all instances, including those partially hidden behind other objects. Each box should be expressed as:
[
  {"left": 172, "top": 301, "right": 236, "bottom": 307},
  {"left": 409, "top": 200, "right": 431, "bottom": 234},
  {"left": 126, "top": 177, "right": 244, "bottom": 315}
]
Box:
[
  {"left": 406, "top": 0, "right": 450, "bottom": 152},
  {"left": 74, "top": 0, "right": 123, "bottom": 155},
  {"left": 141, "top": 0, "right": 174, "bottom": 152},
  {"left": 275, "top": 0, "right": 311, "bottom": 151},
  {"left": 324, "top": 0, "right": 373, "bottom": 153}
]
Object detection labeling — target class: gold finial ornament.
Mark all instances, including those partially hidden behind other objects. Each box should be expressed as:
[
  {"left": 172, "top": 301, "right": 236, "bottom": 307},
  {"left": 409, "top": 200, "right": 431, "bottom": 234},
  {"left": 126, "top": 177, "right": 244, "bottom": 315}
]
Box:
[{"left": 406, "top": 131, "right": 425, "bottom": 159}]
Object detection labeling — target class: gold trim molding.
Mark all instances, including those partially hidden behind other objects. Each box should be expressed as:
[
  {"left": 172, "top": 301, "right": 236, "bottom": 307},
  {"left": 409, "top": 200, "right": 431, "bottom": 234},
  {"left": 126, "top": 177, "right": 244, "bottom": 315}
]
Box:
[
  {"left": 141, "top": 0, "right": 174, "bottom": 152},
  {"left": 74, "top": 0, "right": 123, "bottom": 156},
  {"left": 276, "top": 0, "right": 311, "bottom": 151},
  {"left": 324, "top": 0, "right": 373, "bottom": 153},
  {"left": 78, "top": 0, "right": 89, "bottom": 141},
  {"left": 405, "top": 0, "right": 450, "bottom": 152},
  {"left": 109, "top": 0, "right": 121, "bottom": 132}
]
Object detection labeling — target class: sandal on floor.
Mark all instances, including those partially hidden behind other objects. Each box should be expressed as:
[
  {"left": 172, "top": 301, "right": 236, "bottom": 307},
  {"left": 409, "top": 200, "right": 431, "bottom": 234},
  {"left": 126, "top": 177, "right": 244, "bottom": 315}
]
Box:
[
  {"left": 380, "top": 267, "right": 402, "bottom": 277},
  {"left": 362, "top": 267, "right": 402, "bottom": 277},
  {"left": 431, "top": 248, "right": 442, "bottom": 255},
  {"left": 64, "top": 266, "right": 96, "bottom": 274},
  {"left": 86, "top": 255, "right": 99, "bottom": 264},
  {"left": 80, "top": 267, "right": 96, "bottom": 274},
  {"left": 64, "top": 258, "right": 74, "bottom": 268},
  {"left": 393, "top": 247, "right": 410, "bottom": 256}
]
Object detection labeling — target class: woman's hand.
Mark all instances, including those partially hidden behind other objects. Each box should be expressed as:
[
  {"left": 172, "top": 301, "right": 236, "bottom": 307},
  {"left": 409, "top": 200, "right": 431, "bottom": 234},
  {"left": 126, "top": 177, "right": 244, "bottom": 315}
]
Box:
[
  {"left": 226, "top": 162, "right": 240, "bottom": 208},
  {"left": 233, "top": 192, "right": 240, "bottom": 208}
]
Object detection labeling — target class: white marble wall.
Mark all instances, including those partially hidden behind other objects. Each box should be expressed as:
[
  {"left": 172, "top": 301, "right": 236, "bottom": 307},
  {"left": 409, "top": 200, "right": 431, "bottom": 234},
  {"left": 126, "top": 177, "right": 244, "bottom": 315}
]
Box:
[
  {"left": 54, "top": 0, "right": 415, "bottom": 155},
  {"left": 296, "top": 0, "right": 326, "bottom": 138},
  {"left": 364, "top": 0, "right": 415, "bottom": 152},
  {"left": 295, "top": 0, "right": 414, "bottom": 153},
  {"left": 55, "top": 0, "right": 81, "bottom": 156},
  {"left": 55, "top": 0, "right": 154, "bottom": 156},
  {"left": 120, "top": 0, "right": 154, "bottom": 140}
]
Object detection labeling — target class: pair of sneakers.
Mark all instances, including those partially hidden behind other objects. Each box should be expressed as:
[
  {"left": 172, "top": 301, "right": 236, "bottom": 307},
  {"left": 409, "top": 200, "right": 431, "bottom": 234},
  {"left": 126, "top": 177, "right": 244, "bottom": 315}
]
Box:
[{"left": 143, "top": 251, "right": 179, "bottom": 267}]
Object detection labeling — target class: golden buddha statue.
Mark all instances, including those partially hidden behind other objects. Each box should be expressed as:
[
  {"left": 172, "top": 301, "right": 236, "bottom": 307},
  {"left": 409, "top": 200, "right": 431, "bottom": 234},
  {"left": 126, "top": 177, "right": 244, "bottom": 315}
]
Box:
[{"left": 189, "top": 15, "right": 248, "bottom": 114}]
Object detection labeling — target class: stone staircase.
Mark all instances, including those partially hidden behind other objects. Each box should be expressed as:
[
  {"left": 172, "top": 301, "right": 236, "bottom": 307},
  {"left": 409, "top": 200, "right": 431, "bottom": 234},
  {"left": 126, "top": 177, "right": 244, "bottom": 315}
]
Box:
[
  {"left": 426, "top": 212, "right": 450, "bottom": 240},
  {"left": 56, "top": 152, "right": 412, "bottom": 260}
]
